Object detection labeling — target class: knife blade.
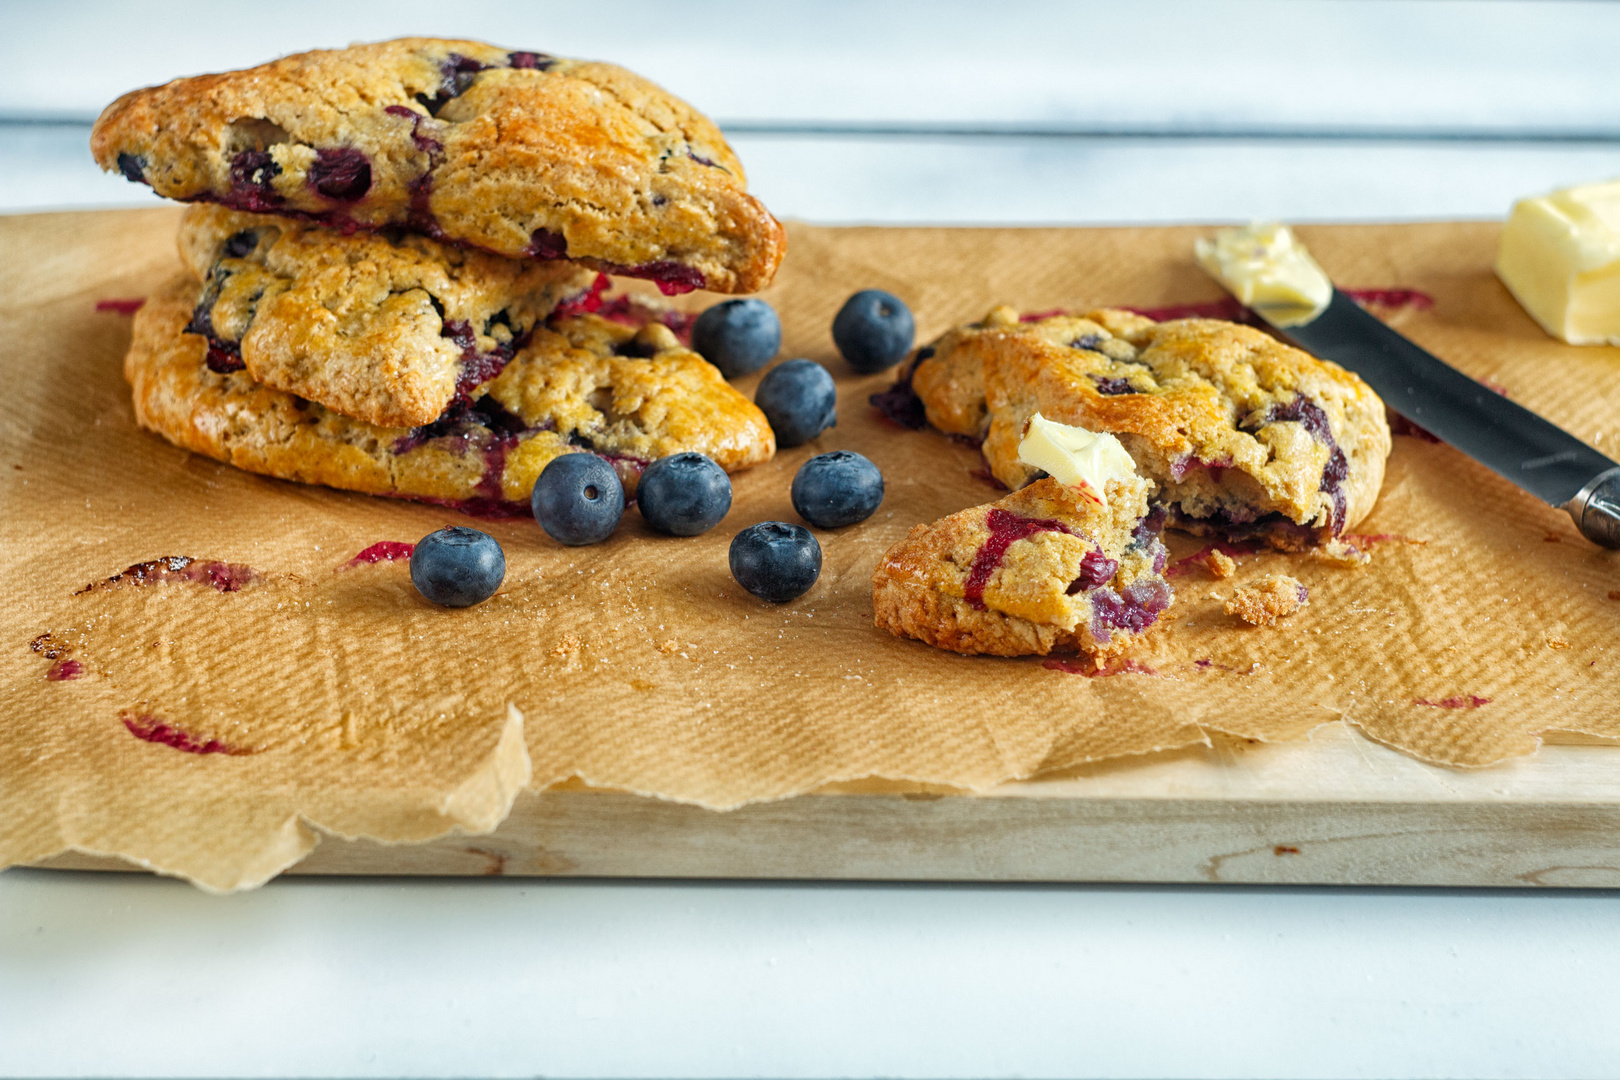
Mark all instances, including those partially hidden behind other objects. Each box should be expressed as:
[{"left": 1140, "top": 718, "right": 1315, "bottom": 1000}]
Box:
[{"left": 1271, "top": 289, "right": 1620, "bottom": 548}]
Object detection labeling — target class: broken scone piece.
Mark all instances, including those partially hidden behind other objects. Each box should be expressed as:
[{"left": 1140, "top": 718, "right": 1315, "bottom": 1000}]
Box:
[
  {"left": 873, "top": 418, "right": 1172, "bottom": 658},
  {"left": 1225, "top": 574, "right": 1309, "bottom": 626}
]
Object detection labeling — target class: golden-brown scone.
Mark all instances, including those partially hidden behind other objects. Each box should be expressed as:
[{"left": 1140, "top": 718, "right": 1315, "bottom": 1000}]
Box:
[
  {"left": 126, "top": 275, "right": 774, "bottom": 512},
  {"left": 92, "top": 38, "right": 785, "bottom": 294},
  {"left": 872, "top": 477, "right": 1172, "bottom": 658},
  {"left": 909, "top": 306, "right": 1392, "bottom": 546},
  {"left": 178, "top": 205, "right": 596, "bottom": 429}
]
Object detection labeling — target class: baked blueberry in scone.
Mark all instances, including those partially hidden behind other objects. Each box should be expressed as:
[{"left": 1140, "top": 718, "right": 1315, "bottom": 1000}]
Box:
[
  {"left": 872, "top": 422, "right": 1172, "bottom": 658},
  {"left": 910, "top": 306, "right": 1391, "bottom": 546},
  {"left": 92, "top": 37, "right": 785, "bottom": 294},
  {"left": 177, "top": 204, "right": 597, "bottom": 429},
  {"left": 126, "top": 276, "right": 774, "bottom": 513}
]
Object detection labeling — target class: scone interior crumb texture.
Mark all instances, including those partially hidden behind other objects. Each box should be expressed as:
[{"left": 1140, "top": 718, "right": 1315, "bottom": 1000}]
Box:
[
  {"left": 871, "top": 477, "right": 1173, "bottom": 658},
  {"left": 911, "top": 305, "right": 1392, "bottom": 547},
  {"left": 127, "top": 274, "right": 774, "bottom": 511},
  {"left": 91, "top": 37, "right": 785, "bottom": 294},
  {"left": 1225, "top": 574, "right": 1310, "bottom": 626}
]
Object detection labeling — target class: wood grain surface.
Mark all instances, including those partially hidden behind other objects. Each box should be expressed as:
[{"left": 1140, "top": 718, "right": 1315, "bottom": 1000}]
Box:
[{"left": 40, "top": 722, "right": 1620, "bottom": 888}]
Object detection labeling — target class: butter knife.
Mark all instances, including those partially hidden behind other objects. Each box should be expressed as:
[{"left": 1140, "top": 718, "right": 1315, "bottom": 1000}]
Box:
[{"left": 1198, "top": 225, "right": 1620, "bottom": 548}]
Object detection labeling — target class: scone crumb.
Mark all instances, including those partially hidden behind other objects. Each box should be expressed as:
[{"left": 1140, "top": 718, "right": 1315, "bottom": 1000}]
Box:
[
  {"left": 658, "top": 639, "right": 679, "bottom": 654},
  {"left": 1204, "top": 550, "right": 1236, "bottom": 578},
  {"left": 551, "top": 634, "right": 583, "bottom": 659},
  {"left": 1546, "top": 632, "right": 1570, "bottom": 650},
  {"left": 1226, "top": 575, "right": 1309, "bottom": 626},
  {"left": 1311, "top": 538, "right": 1371, "bottom": 568}
]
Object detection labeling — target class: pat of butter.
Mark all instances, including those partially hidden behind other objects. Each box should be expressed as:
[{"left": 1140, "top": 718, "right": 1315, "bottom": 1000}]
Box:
[
  {"left": 1017, "top": 413, "right": 1137, "bottom": 506},
  {"left": 1194, "top": 222, "right": 1333, "bottom": 328},
  {"left": 1495, "top": 178, "right": 1620, "bottom": 346}
]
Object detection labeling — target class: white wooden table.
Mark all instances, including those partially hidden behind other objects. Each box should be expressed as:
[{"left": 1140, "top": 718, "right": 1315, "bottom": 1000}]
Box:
[{"left": 4, "top": 2, "right": 1620, "bottom": 1076}]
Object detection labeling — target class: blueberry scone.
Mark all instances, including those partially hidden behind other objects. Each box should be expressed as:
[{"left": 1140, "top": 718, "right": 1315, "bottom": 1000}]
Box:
[
  {"left": 910, "top": 306, "right": 1391, "bottom": 545},
  {"left": 178, "top": 204, "right": 597, "bottom": 429},
  {"left": 93, "top": 37, "right": 785, "bottom": 294},
  {"left": 127, "top": 275, "right": 775, "bottom": 512},
  {"left": 872, "top": 429, "right": 1172, "bottom": 659}
]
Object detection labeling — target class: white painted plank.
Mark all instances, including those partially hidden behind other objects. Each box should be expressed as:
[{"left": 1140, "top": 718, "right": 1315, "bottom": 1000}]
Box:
[
  {"left": 5, "top": 0, "right": 1618, "bottom": 133},
  {"left": 6, "top": 867, "right": 1620, "bottom": 1079}
]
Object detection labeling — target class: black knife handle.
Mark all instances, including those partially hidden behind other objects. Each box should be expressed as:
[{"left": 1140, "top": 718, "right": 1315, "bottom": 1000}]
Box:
[{"left": 1569, "top": 467, "right": 1620, "bottom": 549}]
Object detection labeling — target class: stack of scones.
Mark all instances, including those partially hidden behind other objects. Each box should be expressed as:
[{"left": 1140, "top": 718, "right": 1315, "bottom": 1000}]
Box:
[{"left": 92, "top": 37, "right": 783, "bottom": 513}]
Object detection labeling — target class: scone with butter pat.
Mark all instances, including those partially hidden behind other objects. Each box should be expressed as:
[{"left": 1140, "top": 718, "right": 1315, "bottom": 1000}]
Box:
[
  {"left": 126, "top": 275, "right": 774, "bottom": 513},
  {"left": 873, "top": 420, "right": 1172, "bottom": 658},
  {"left": 178, "top": 204, "right": 597, "bottom": 429},
  {"left": 910, "top": 306, "right": 1390, "bottom": 547},
  {"left": 92, "top": 37, "right": 785, "bottom": 294}
]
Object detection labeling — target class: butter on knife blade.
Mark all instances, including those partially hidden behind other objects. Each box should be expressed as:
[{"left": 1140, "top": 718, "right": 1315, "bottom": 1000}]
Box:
[{"left": 1194, "top": 222, "right": 1333, "bottom": 328}]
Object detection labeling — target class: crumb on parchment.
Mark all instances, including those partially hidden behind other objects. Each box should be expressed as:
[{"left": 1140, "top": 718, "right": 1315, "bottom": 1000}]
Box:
[
  {"left": 1311, "top": 538, "right": 1371, "bottom": 568},
  {"left": 551, "top": 634, "right": 582, "bottom": 659},
  {"left": 1204, "top": 550, "right": 1236, "bottom": 578},
  {"left": 1225, "top": 574, "right": 1309, "bottom": 626},
  {"left": 658, "top": 639, "right": 679, "bottom": 654}
]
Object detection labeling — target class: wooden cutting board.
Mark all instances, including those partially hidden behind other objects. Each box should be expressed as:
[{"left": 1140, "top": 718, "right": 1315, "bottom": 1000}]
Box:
[
  {"left": 10, "top": 209, "right": 1620, "bottom": 890},
  {"left": 41, "top": 725, "right": 1620, "bottom": 887}
]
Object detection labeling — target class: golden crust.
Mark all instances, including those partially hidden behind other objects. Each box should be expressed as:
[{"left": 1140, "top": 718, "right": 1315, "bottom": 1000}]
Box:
[
  {"left": 912, "top": 305, "right": 1391, "bottom": 541},
  {"left": 126, "top": 275, "right": 774, "bottom": 509},
  {"left": 92, "top": 38, "right": 785, "bottom": 294},
  {"left": 178, "top": 205, "right": 596, "bottom": 428},
  {"left": 871, "top": 477, "right": 1172, "bottom": 658}
]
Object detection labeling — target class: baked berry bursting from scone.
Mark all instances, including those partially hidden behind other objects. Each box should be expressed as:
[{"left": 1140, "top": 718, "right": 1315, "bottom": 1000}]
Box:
[
  {"left": 872, "top": 475, "right": 1172, "bottom": 659},
  {"left": 127, "top": 275, "right": 775, "bottom": 515},
  {"left": 91, "top": 37, "right": 785, "bottom": 294},
  {"left": 905, "top": 306, "right": 1391, "bottom": 548}
]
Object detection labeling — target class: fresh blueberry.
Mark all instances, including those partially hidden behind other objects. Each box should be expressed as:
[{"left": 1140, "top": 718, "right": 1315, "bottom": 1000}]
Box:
[
  {"left": 531, "top": 453, "right": 625, "bottom": 545},
  {"left": 833, "top": 289, "right": 915, "bottom": 374},
  {"left": 729, "top": 522, "right": 822, "bottom": 603},
  {"left": 637, "top": 452, "right": 732, "bottom": 536},
  {"left": 755, "top": 359, "right": 837, "bottom": 448},
  {"left": 691, "top": 298, "right": 781, "bottom": 379},
  {"left": 410, "top": 526, "right": 506, "bottom": 607},
  {"left": 791, "top": 450, "right": 885, "bottom": 529}
]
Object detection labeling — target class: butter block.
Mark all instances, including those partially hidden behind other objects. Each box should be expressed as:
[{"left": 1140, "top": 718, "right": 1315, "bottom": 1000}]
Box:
[
  {"left": 1016, "top": 413, "right": 1137, "bottom": 505},
  {"left": 1495, "top": 179, "right": 1620, "bottom": 346},
  {"left": 1194, "top": 222, "right": 1333, "bottom": 328}
]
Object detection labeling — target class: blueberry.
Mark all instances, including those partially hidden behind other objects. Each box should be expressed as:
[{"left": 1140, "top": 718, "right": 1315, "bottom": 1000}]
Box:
[
  {"left": 691, "top": 298, "right": 781, "bottom": 378},
  {"left": 791, "top": 450, "right": 885, "bottom": 529},
  {"left": 531, "top": 453, "right": 625, "bottom": 545},
  {"left": 833, "top": 289, "right": 915, "bottom": 374},
  {"left": 729, "top": 522, "right": 822, "bottom": 603},
  {"left": 410, "top": 526, "right": 505, "bottom": 607},
  {"left": 116, "top": 152, "right": 148, "bottom": 184},
  {"left": 307, "top": 148, "right": 372, "bottom": 201},
  {"left": 637, "top": 452, "right": 732, "bottom": 536},
  {"left": 754, "top": 359, "right": 837, "bottom": 448}
]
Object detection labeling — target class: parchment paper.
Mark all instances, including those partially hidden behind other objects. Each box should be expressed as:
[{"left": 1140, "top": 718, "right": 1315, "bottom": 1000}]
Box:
[{"left": 3, "top": 208, "right": 1618, "bottom": 891}]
